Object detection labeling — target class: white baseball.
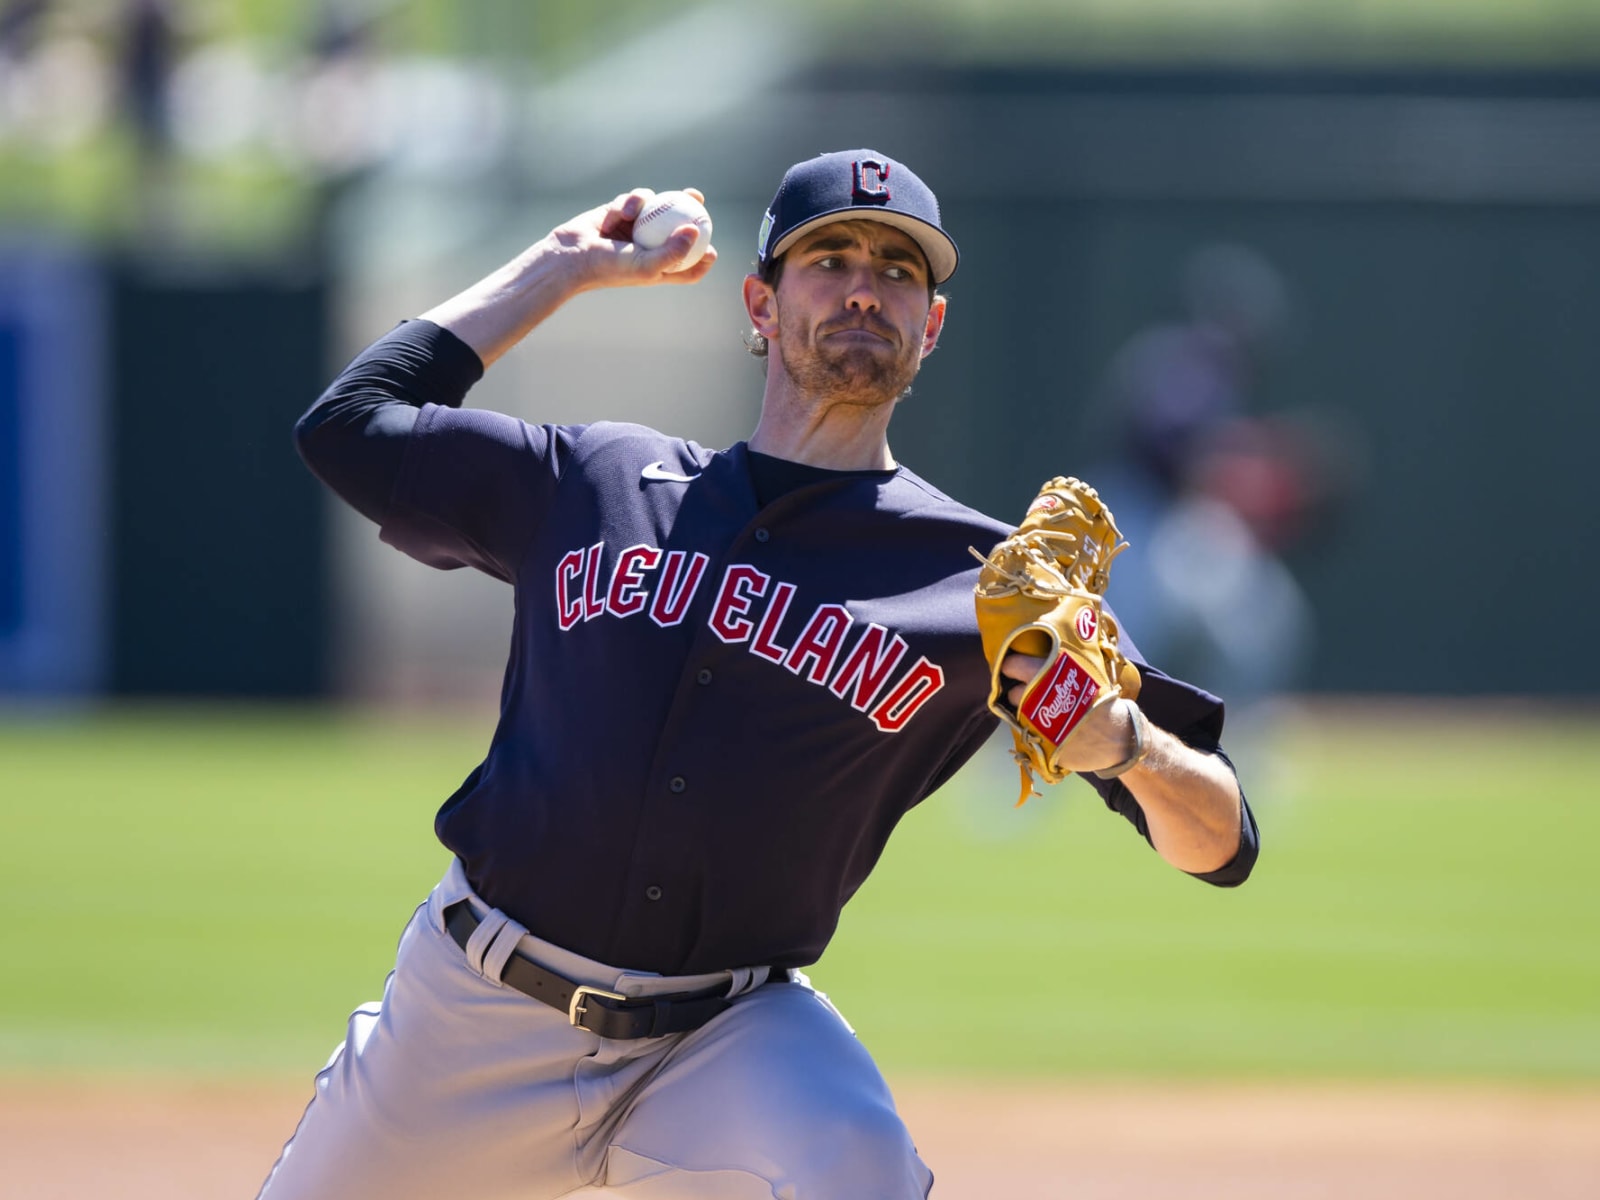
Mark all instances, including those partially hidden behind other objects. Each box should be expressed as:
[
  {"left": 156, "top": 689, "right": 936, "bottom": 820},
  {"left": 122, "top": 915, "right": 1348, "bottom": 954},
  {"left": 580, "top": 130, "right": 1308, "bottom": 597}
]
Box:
[{"left": 631, "top": 190, "right": 712, "bottom": 271}]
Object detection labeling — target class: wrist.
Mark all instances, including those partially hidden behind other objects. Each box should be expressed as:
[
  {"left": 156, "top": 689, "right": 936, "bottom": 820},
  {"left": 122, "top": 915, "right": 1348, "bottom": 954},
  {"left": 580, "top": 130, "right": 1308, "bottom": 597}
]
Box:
[
  {"left": 1093, "top": 700, "right": 1151, "bottom": 780},
  {"left": 507, "top": 235, "right": 592, "bottom": 295},
  {"left": 534, "top": 230, "right": 624, "bottom": 295}
]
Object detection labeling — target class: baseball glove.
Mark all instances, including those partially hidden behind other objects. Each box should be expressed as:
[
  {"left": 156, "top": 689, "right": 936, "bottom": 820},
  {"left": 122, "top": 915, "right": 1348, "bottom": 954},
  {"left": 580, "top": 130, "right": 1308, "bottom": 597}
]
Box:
[{"left": 971, "top": 476, "right": 1142, "bottom": 805}]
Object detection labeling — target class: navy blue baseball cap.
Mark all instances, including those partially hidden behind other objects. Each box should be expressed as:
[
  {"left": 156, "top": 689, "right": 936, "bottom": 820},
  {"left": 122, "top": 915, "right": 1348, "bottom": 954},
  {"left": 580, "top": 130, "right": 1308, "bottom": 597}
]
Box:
[{"left": 757, "top": 149, "right": 959, "bottom": 285}]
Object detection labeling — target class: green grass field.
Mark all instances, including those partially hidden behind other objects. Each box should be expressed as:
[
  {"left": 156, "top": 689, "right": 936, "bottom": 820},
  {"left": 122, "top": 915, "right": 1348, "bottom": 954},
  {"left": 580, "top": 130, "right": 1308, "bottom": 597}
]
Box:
[{"left": 1, "top": 703, "right": 1595, "bottom": 1085}]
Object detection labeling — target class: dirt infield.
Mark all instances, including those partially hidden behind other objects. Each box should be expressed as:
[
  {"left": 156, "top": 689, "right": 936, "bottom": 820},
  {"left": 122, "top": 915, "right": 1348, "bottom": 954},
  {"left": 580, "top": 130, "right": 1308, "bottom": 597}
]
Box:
[{"left": 6, "top": 1077, "right": 1598, "bottom": 1199}]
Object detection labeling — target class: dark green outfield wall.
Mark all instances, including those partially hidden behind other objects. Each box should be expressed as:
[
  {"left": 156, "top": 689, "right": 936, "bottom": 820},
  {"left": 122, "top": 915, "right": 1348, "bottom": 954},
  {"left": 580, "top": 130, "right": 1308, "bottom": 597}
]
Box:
[{"left": 109, "top": 260, "right": 330, "bottom": 696}]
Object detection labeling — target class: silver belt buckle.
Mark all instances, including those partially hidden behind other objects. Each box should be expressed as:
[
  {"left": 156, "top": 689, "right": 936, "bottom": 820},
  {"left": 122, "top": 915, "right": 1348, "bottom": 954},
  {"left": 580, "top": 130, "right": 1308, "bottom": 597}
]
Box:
[{"left": 569, "top": 984, "right": 628, "bottom": 1027}]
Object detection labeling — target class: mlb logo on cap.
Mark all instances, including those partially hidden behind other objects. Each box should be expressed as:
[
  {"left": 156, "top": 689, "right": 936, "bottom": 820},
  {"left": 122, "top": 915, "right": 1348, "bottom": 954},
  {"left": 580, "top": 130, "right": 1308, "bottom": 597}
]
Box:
[{"left": 757, "top": 149, "right": 960, "bottom": 285}]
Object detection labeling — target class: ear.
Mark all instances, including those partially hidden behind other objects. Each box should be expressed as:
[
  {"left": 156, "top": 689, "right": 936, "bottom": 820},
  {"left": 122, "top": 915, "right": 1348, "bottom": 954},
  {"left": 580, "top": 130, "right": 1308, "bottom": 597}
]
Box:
[
  {"left": 919, "top": 294, "right": 948, "bottom": 359},
  {"left": 743, "top": 274, "right": 779, "bottom": 341}
]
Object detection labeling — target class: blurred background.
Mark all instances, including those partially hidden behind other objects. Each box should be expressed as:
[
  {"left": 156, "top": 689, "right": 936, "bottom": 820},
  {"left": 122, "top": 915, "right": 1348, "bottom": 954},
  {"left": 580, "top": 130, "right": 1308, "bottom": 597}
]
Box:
[
  {"left": 5, "top": 0, "right": 1600, "bottom": 704},
  {"left": 3, "top": 2, "right": 1599, "bottom": 1196}
]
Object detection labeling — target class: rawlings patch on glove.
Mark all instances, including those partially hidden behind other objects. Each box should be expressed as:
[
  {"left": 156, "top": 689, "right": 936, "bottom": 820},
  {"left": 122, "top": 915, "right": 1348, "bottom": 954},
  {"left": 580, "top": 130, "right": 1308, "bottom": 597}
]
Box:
[{"left": 971, "top": 476, "right": 1142, "bottom": 805}]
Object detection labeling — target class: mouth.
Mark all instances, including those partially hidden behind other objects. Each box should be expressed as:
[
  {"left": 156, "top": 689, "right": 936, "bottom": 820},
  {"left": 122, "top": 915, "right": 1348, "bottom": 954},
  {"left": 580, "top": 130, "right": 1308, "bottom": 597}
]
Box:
[{"left": 820, "top": 322, "right": 896, "bottom": 346}]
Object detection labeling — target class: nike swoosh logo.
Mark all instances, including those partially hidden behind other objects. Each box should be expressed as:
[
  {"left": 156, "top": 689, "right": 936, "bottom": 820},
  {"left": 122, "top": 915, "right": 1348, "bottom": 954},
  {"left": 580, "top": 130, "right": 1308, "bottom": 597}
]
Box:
[{"left": 641, "top": 461, "right": 701, "bottom": 483}]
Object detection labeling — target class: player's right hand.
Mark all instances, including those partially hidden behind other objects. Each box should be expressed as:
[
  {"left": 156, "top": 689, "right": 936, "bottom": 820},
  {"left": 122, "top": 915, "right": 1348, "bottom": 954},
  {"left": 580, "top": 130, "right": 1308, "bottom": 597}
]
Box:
[{"left": 548, "top": 188, "right": 717, "bottom": 290}]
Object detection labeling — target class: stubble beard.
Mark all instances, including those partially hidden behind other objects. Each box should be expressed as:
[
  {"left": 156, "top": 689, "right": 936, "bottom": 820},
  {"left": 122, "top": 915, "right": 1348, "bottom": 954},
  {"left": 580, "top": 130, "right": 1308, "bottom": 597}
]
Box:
[{"left": 778, "top": 310, "right": 922, "bottom": 410}]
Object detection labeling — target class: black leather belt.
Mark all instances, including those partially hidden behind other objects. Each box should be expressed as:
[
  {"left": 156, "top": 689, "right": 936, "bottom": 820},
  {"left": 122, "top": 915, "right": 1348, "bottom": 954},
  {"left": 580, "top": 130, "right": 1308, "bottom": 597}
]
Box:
[{"left": 443, "top": 901, "right": 742, "bottom": 1039}]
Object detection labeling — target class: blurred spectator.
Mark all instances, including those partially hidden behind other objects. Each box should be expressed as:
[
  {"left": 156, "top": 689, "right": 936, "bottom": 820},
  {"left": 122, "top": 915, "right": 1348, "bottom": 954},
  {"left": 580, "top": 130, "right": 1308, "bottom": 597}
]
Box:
[
  {"left": 117, "top": 0, "right": 176, "bottom": 152},
  {"left": 114, "top": 0, "right": 182, "bottom": 240},
  {"left": 311, "top": 0, "right": 383, "bottom": 61},
  {"left": 1099, "top": 243, "right": 1288, "bottom": 497},
  {"left": 966, "top": 245, "right": 1340, "bottom": 827},
  {"left": 1083, "top": 245, "right": 1355, "bottom": 762}
]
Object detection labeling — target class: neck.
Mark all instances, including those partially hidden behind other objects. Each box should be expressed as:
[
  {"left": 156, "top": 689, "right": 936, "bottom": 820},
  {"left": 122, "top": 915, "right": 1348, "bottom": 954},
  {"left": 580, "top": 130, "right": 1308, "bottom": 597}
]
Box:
[{"left": 748, "top": 368, "right": 899, "bottom": 471}]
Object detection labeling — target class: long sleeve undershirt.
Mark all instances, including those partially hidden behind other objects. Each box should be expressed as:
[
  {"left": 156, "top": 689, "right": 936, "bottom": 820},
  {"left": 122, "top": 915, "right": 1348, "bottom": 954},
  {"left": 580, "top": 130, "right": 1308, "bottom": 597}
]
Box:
[{"left": 295, "top": 320, "right": 484, "bottom": 525}]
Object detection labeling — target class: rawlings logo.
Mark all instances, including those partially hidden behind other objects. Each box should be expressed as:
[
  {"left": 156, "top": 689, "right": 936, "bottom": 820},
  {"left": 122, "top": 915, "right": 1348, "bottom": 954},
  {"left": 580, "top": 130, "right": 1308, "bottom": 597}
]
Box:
[
  {"left": 1021, "top": 653, "right": 1100, "bottom": 744},
  {"left": 1074, "top": 605, "right": 1097, "bottom": 641},
  {"left": 1028, "top": 495, "right": 1062, "bottom": 516},
  {"left": 1039, "top": 674, "right": 1086, "bottom": 723}
]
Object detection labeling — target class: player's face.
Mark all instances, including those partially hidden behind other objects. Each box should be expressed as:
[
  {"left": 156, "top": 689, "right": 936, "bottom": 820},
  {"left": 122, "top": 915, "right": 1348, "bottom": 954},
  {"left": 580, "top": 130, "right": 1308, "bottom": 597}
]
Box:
[{"left": 770, "top": 221, "right": 945, "bottom": 407}]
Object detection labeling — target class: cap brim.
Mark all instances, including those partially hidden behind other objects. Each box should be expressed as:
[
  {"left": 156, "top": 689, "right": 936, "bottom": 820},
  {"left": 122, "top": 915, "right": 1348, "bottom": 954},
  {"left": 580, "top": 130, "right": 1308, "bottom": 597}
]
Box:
[{"left": 769, "top": 209, "right": 959, "bottom": 285}]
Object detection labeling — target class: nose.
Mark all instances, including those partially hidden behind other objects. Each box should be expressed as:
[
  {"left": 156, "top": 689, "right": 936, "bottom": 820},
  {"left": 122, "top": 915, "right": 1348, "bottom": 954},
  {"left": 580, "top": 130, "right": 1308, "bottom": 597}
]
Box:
[{"left": 843, "top": 265, "right": 881, "bottom": 312}]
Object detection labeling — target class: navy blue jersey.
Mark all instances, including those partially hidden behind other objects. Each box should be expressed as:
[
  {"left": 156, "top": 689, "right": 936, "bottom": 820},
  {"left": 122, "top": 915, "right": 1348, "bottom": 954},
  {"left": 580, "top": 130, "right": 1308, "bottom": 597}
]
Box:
[{"left": 298, "top": 321, "right": 1258, "bottom": 975}]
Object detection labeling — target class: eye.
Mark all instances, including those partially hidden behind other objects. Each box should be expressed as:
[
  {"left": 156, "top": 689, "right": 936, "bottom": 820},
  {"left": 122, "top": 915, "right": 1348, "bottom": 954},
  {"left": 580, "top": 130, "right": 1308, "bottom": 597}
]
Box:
[
  {"left": 884, "top": 265, "right": 913, "bottom": 282},
  {"left": 815, "top": 255, "right": 843, "bottom": 269}
]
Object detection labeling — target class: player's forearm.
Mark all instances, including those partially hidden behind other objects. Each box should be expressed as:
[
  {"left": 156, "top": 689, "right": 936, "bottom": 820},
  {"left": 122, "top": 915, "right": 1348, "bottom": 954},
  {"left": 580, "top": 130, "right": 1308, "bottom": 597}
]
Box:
[
  {"left": 418, "top": 236, "right": 592, "bottom": 370},
  {"left": 419, "top": 189, "right": 717, "bottom": 368},
  {"left": 1118, "top": 727, "right": 1244, "bottom": 874}
]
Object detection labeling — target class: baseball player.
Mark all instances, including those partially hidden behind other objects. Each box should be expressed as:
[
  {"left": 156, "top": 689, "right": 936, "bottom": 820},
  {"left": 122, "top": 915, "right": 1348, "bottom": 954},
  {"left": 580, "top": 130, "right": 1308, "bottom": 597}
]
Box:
[{"left": 260, "top": 149, "right": 1259, "bottom": 1199}]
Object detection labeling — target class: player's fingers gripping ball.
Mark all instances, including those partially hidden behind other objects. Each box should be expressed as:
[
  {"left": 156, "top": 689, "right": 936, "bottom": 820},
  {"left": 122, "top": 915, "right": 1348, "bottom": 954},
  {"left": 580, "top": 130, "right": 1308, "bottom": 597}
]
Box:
[
  {"left": 631, "top": 190, "right": 713, "bottom": 271},
  {"left": 972, "top": 477, "right": 1142, "bottom": 805}
]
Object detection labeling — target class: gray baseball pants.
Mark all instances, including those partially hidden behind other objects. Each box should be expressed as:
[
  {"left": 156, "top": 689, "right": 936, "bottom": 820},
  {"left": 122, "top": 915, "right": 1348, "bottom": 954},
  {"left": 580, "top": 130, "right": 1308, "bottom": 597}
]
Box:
[{"left": 256, "top": 859, "right": 933, "bottom": 1199}]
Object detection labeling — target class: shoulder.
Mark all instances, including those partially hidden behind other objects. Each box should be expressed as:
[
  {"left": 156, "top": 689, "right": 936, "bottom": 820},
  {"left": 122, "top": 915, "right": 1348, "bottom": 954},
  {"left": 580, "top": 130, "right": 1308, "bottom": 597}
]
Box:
[
  {"left": 885, "top": 467, "right": 1012, "bottom": 543},
  {"left": 566, "top": 421, "right": 711, "bottom": 470}
]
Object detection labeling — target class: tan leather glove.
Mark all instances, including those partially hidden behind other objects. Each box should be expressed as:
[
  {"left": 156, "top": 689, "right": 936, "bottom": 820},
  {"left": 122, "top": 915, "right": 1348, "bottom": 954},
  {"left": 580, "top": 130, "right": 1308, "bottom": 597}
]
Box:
[{"left": 972, "top": 477, "right": 1142, "bottom": 805}]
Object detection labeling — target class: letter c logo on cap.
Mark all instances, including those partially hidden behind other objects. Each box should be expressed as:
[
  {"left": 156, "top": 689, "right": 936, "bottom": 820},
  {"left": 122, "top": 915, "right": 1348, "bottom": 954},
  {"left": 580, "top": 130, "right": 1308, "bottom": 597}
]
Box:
[{"left": 852, "top": 160, "right": 891, "bottom": 204}]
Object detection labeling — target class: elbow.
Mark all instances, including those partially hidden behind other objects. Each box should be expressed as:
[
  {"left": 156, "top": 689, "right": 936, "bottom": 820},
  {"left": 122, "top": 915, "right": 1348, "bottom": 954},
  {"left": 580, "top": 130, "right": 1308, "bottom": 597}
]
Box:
[
  {"left": 1189, "top": 802, "right": 1260, "bottom": 888},
  {"left": 1161, "top": 832, "right": 1243, "bottom": 878},
  {"left": 1198, "top": 847, "right": 1257, "bottom": 888}
]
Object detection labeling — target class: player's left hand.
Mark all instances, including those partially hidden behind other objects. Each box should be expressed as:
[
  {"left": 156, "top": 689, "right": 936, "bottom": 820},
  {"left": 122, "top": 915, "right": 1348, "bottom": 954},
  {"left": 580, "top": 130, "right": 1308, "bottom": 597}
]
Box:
[{"left": 1000, "top": 653, "right": 1143, "bottom": 776}]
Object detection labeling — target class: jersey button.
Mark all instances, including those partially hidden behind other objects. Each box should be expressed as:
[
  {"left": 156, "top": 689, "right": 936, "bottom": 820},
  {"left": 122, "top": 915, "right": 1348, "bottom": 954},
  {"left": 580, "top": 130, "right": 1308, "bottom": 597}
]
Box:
[
  {"left": 696, "top": 668, "right": 713, "bottom": 685},
  {"left": 754, "top": 528, "right": 770, "bottom": 543},
  {"left": 645, "top": 886, "right": 663, "bottom": 901},
  {"left": 669, "top": 776, "right": 687, "bottom": 793}
]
